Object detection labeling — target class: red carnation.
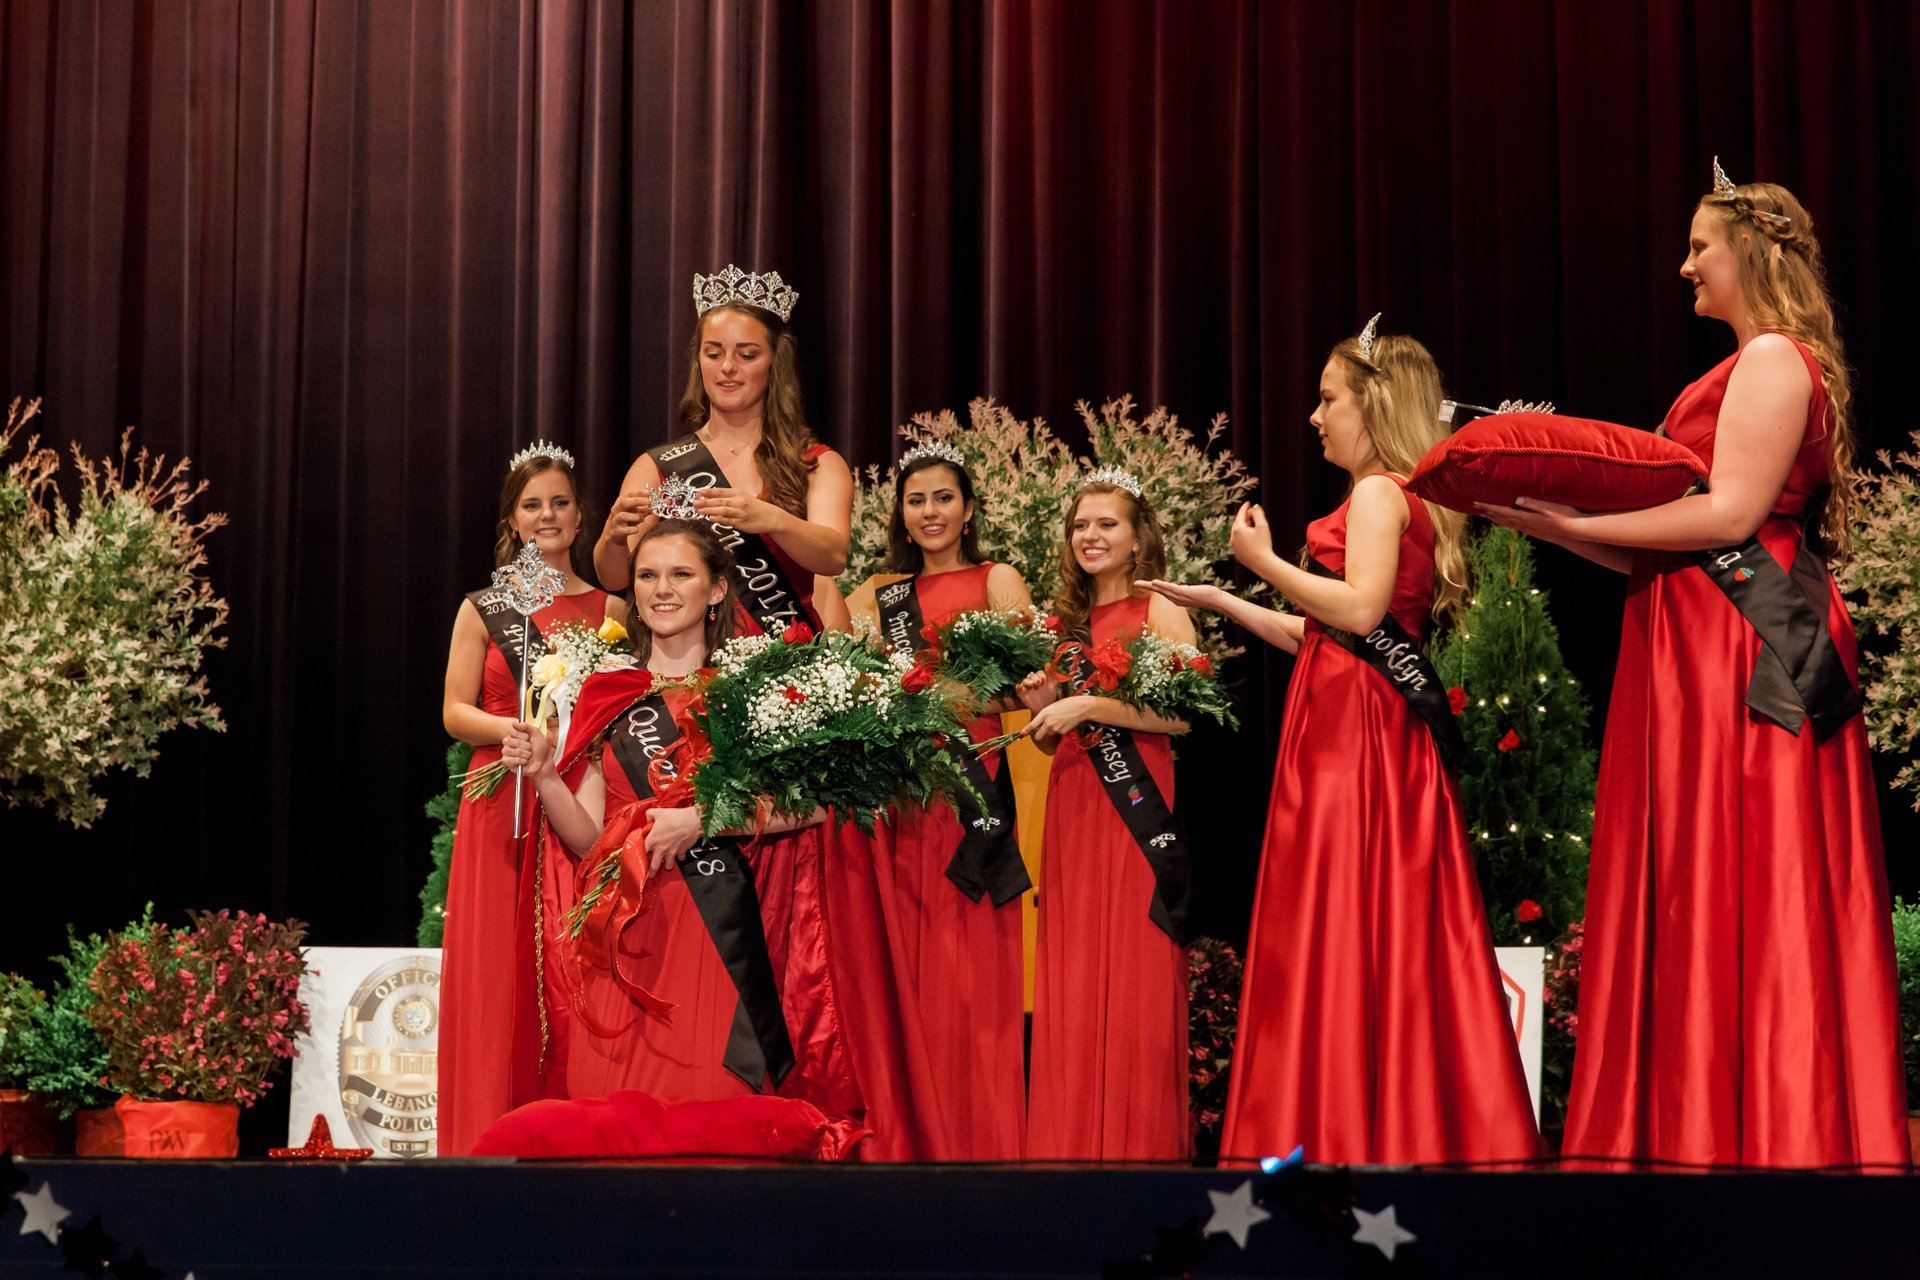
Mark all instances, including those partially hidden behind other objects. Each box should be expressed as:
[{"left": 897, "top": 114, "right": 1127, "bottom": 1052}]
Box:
[
  {"left": 1041, "top": 615, "right": 1063, "bottom": 634},
  {"left": 781, "top": 621, "right": 815, "bottom": 644},
  {"left": 1516, "top": 899, "right": 1543, "bottom": 923},
  {"left": 1191, "top": 655, "right": 1213, "bottom": 677},
  {"left": 1447, "top": 685, "right": 1468, "bottom": 716},
  {"left": 782, "top": 686, "right": 807, "bottom": 703},
  {"left": 900, "top": 665, "right": 935, "bottom": 694},
  {"left": 1497, "top": 728, "right": 1521, "bottom": 752}
]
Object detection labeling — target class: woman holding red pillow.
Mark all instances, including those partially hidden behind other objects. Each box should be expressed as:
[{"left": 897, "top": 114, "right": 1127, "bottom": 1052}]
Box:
[
  {"left": 1481, "top": 170, "right": 1907, "bottom": 1169},
  {"left": 1143, "top": 324, "right": 1540, "bottom": 1166}
]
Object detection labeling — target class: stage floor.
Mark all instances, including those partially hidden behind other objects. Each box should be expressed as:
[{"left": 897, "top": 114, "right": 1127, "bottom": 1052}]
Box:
[{"left": 4, "top": 1157, "right": 1916, "bottom": 1278}]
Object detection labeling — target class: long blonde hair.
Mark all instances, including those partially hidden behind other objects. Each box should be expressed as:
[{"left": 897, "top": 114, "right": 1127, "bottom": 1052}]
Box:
[
  {"left": 1327, "top": 330, "right": 1468, "bottom": 623},
  {"left": 1697, "top": 182, "right": 1855, "bottom": 561},
  {"left": 678, "top": 303, "right": 821, "bottom": 519},
  {"left": 1054, "top": 483, "right": 1167, "bottom": 643}
]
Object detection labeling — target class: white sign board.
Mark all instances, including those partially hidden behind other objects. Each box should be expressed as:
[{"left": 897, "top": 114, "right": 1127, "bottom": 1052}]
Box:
[
  {"left": 1493, "top": 945, "right": 1545, "bottom": 1123},
  {"left": 289, "top": 947, "right": 442, "bottom": 1159}
]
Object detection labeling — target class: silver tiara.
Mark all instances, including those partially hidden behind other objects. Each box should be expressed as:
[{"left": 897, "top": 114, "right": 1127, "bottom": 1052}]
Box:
[
  {"left": 899, "top": 439, "right": 966, "bottom": 470},
  {"left": 1496, "top": 399, "right": 1556, "bottom": 415},
  {"left": 1356, "top": 312, "right": 1382, "bottom": 362},
  {"left": 649, "top": 473, "right": 705, "bottom": 522},
  {"left": 1710, "top": 156, "right": 1792, "bottom": 229},
  {"left": 509, "top": 440, "right": 575, "bottom": 471},
  {"left": 1712, "top": 155, "right": 1737, "bottom": 198},
  {"left": 693, "top": 264, "right": 799, "bottom": 322},
  {"left": 1081, "top": 466, "right": 1143, "bottom": 499}
]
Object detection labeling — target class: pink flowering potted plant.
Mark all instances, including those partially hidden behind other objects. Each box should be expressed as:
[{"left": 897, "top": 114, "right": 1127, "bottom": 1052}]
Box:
[{"left": 87, "top": 910, "right": 310, "bottom": 1158}]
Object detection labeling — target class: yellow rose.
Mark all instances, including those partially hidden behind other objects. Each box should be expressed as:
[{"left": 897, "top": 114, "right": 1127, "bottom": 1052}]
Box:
[
  {"left": 597, "top": 617, "right": 629, "bottom": 646},
  {"left": 530, "top": 653, "right": 568, "bottom": 689}
]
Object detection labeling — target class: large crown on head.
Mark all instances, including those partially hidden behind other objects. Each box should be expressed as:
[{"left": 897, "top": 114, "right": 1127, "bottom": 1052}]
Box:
[
  {"left": 649, "top": 473, "right": 704, "bottom": 522},
  {"left": 898, "top": 439, "right": 966, "bottom": 470},
  {"left": 1080, "top": 465, "right": 1143, "bottom": 499},
  {"left": 509, "top": 440, "right": 575, "bottom": 471},
  {"left": 1356, "top": 312, "right": 1382, "bottom": 362},
  {"left": 693, "top": 264, "right": 799, "bottom": 322}
]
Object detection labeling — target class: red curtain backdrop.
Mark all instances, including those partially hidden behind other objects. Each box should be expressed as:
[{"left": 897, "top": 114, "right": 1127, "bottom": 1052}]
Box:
[{"left": 4, "top": 0, "right": 1919, "bottom": 973}]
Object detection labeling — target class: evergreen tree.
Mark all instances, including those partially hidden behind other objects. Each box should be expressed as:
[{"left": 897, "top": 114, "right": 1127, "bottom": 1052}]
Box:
[{"left": 417, "top": 741, "right": 472, "bottom": 947}]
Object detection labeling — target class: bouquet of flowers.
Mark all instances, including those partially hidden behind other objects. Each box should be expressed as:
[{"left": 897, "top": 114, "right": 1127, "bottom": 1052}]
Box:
[
  {"left": 87, "top": 910, "right": 310, "bottom": 1107},
  {"left": 692, "top": 623, "right": 980, "bottom": 835},
  {"left": 455, "top": 615, "right": 632, "bottom": 799},
  {"left": 920, "top": 608, "right": 1061, "bottom": 707},
  {"left": 979, "top": 628, "right": 1238, "bottom": 752}
]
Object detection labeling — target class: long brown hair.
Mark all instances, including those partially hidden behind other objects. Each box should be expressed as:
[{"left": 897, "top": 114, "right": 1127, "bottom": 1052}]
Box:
[
  {"left": 1054, "top": 482, "right": 1167, "bottom": 643},
  {"left": 492, "top": 455, "right": 598, "bottom": 584},
  {"left": 1697, "top": 181, "right": 1856, "bottom": 561},
  {"left": 677, "top": 303, "right": 821, "bottom": 519},
  {"left": 627, "top": 519, "right": 740, "bottom": 665},
  {"left": 886, "top": 457, "right": 984, "bottom": 574},
  {"left": 1326, "top": 331, "right": 1468, "bottom": 623}
]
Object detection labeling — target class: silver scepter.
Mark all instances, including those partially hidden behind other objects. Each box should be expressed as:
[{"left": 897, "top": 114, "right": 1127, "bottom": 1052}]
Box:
[{"left": 492, "top": 538, "right": 568, "bottom": 837}]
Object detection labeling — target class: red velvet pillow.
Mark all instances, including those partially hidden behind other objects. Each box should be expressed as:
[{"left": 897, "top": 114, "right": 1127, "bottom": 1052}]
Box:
[
  {"left": 1408, "top": 413, "right": 1708, "bottom": 514},
  {"left": 470, "top": 1089, "right": 871, "bottom": 1161}
]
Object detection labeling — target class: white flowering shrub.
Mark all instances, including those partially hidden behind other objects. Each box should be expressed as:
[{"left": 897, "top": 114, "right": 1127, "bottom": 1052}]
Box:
[{"left": 1837, "top": 431, "right": 1920, "bottom": 808}]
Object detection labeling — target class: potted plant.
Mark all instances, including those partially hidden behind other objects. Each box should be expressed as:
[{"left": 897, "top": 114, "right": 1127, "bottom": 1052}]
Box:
[
  {"left": 11, "top": 920, "right": 146, "bottom": 1154},
  {"left": 87, "top": 910, "right": 310, "bottom": 1158},
  {"left": 0, "top": 972, "right": 62, "bottom": 1155},
  {"left": 1893, "top": 899, "right": 1920, "bottom": 1162}
]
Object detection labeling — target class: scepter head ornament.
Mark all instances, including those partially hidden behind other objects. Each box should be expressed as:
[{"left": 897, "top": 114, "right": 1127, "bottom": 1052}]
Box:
[
  {"left": 491, "top": 537, "right": 569, "bottom": 617},
  {"left": 1356, "top": 312, "right": 1382, "bottom": 363},
  {"left": 693, "top": 264, "right": 800, "bottom": 322}
]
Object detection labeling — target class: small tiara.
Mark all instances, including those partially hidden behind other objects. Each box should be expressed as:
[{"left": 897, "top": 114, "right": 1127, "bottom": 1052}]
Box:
[
  {"left": 899, "top": 439, "right": 966, "bottom": 470},
  {"left": 509, "top": 440, "right": 575, "bottom": 471},
  {"left": 1710, "top": 156, "right": 1793, "bottom": 230},
  {"left": 649, "top": 473, "right": 705, "bottom": 522},
  {"left": 1080, "top": 466, "right": 1143, "bottom": 499},
  {"left": 1356, "top": 312, "right": 1382, "bottom": 362},
  {"left": 693, "top": 264, "right": 799, "bottom": 322},
  {"left": 1496, "top": 399, "right": 1555, "bottom": 415},
  {"left": 1711, "top": 155, "right": 1737, "bottom": 198}
]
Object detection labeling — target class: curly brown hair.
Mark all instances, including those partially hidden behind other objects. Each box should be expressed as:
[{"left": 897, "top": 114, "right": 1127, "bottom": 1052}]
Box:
[{"left": 1054, "top": 482, "right": 1167, "bottom": 643}]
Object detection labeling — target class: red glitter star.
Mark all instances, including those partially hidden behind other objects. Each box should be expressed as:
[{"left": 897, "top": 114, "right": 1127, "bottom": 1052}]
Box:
[{"left": 269, "top": 1115, "right": 374, "bottom": 1161}]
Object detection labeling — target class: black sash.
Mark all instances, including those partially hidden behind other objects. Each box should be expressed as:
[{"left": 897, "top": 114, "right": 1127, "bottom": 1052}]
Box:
[
  {"left": 1693, "top": 532, "right": 1860, "bottom": 742},
  {"left": 465, "top": 587, "right": 548, "bottom": 686},
  {"left": 875, "top": 578, "right": 1031, "bottom": 906},
  {"left": 1082, "top": 723, "right": 1191, "bottom": 944},
  {"left": 1307, "top": 558, "right": 1466, "bottom": 775},
  {"left": 650, "top": 437, "right": 813, "bottom": 634},
  {"left": 606, "top": 693, "right": 795, "bottom": 1091}
]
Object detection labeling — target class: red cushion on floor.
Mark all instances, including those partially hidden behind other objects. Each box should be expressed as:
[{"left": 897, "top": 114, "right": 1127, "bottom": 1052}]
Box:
[
  {"left": 470, "top": 1089, "right": 871, "bottom": 1161},
  {"left": 1409, "top": 413, "right": 1708, "bottom": 513}
]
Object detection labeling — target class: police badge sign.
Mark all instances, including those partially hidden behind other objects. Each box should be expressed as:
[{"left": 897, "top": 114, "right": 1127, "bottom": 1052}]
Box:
[{"left": 288, "top": 948, "right": 443, "bottom": 1159}]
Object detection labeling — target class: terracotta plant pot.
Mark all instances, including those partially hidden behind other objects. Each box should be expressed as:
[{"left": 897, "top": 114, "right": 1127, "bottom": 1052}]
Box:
[
  {"left": 0, "top": 1089, "right": 67, "bottom": 1156},
  {"left": 114, "top": 1096, "right": 240, "bottom": 1159},
  {"left": 73, "top": 1105, "right": 125, "bottom": 1156}
]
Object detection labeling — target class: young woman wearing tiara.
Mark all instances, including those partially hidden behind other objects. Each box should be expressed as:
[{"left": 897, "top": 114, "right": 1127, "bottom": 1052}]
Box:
[
  {"left": 438, "top": 442, "right": 620, "bottom": 1156},
  {"left": 1144, "top": 322, "right": 1539, "bottom": 1166},
  {"left": 1017, "top": 470, "right": 1197, "bottom": 1161},
  {"left": 841, "top": 442, "right": 1036, "bottom": 1160},
  {"left": 594, "top": 266, "right": 853, "bottom": 636},
  {"left": 1483, "top": 163, "right": 1907, "bottom": 1169}
]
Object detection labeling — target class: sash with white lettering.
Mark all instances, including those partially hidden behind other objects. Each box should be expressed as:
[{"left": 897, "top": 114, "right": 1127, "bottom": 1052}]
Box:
[
  {"left": 1081, "top": 722, "right": 1191, "bottom": 944},
  {"left": 1693, "top": 529, "right": 1860, "bottom": 742},
  {"left": 1306, "top": 559, "right": 1466, "bottom": 774},
  {"left": 875, "top": 578, "right": 1031, "bottom": 906},
  {"left": 465, "top": 587, "right": 548, "bottom": 686},
  {"left": 605, "top": 695, "right": 795, "bottom": 1090},
  {"left": 649, "top": 437, "right": 813, "bottom": 633}
]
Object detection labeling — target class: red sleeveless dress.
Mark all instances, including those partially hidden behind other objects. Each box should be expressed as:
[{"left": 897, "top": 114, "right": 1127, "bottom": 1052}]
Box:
[
  {"left": 1563, "top": 339, "right": 1909, "bottom": 1169},
  {"left": 1027, "top": 595, "right": 1190, "bottom": 1162},
  {"left": 855, "top": 564, "right": 1026, "bottom": 1160},
  {"left": 1219, "top": 480, "right": 1540, "bottom": 1166},
  {"left": 438, "top": 587, "right": 608, "bottom": 1156}
]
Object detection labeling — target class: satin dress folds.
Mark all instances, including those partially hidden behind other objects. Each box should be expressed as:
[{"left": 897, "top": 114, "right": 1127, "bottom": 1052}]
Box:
[
  {"left": 1563, "top": 338, "right": 1909, "bottom": 1169},
  {"left": 1027, "top": 595, "right": 1191, "bottom": 1162},
  {"left": 438, "top": 587, "right": 607, "bottom": 1157},
  {"left": 1220, "top": 479, "right": 1540, "bottom": 1167}
]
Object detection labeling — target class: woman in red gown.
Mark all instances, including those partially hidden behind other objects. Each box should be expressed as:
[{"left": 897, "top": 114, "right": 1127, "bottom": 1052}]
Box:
[
  {"left": 843, "top": 444, "right": 1037, "bottom": 1160},
  {"left": 1018, "top": 474, "right": 1197, "bottom": 1162},
  {"left": 1484, "top": 171, "right": 1908, "bottom": 1168},
  {"left": 1152, "top": 325, "right": 1539, "bottom": 1166},
  {"left": 437, "top": 443, "right": 617, "bottom": 1155}
]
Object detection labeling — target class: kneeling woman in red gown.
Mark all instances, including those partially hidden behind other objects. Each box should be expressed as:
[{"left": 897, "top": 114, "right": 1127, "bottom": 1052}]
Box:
[
  {"left": 503, "top": 519, "right": 824, "bottom": 1107},
  {"left": 437, "top": 443, "right": 617, "bottom": 1155},
  {"left": 1019, "top": 472, "right": 1197, "bottom": 1162},
  {"left": 1150, "top": 321, "right": 1540, "bottom": 1166},
  {"left": 1484, "top": 166, "right": 1908, "bottom": 1169}
]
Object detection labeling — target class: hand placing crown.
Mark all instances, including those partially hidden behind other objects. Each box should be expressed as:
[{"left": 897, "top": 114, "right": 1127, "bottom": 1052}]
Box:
[
  {"left": 693, "top": 264, "right": 800, "bottom": 322},
  {"left": 648, "top": 473, "right": 705, "bottom": 522}
]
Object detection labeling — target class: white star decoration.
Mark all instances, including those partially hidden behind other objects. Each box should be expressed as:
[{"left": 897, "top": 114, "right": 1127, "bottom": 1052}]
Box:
[
  {"left": 1351, "top": 1203, "right": 1417, "bottom": 1260},
  {"left": 14, "top": 1181, "right": 70, "bottom": 1243},
  {"left": 1201, "top": 1180, "right": 1272, "bottom": 1250}
]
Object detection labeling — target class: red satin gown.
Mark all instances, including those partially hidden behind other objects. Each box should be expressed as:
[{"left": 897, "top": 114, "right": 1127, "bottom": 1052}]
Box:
[
  {"left": 1028, "top": 595, "right": 1190, "bottom": 1162},
  {"left": 1220, "top": 479, "right": 1540, "bottom": 1166},
  {"left": 860, "top": 564, "right": 1026, "bottom": 1160},
  {"left": 438, "top": 587, "right": 608, "bottom": 1156},
  {"left": 1563, "top": 338, "right": 1909, "bottom": 1169}
]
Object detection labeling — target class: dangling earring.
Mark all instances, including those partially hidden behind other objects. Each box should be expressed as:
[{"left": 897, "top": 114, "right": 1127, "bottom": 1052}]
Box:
[
  {"left": 707, "top": 604, "right": 718, "bottom": 622},
  {"left": 963, "top": 520, "right": 972, "bottom": 536}
]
